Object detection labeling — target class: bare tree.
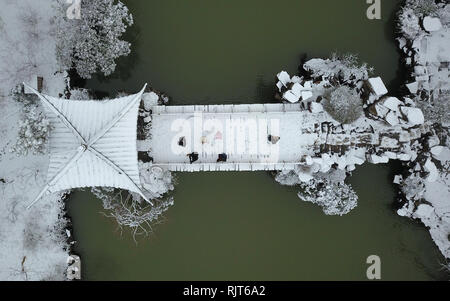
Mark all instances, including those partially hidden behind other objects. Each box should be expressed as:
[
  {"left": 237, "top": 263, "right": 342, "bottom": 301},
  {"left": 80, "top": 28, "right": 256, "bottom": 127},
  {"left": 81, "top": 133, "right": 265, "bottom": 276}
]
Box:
[{"left": 92, "top": 188, "right": 174, "bottom": 243}]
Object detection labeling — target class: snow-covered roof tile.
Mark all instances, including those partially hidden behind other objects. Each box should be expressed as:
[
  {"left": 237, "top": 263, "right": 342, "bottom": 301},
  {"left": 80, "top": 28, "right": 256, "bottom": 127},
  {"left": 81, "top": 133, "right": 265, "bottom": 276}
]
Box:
[{"left": 25, "top": 84, "right": 150, "bottom": 207}]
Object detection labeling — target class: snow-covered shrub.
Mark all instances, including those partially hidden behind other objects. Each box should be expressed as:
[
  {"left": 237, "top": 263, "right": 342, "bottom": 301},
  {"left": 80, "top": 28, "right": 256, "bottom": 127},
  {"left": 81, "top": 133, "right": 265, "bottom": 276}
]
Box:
[
  {"left": 304, "top": 53, "right": 373, "bottom": 86},
  {"left": 116, "top": 91, "right": 130, "bottom": 98},
  {"left": 69, "top": 88, "right": 92, "bottom": 100},
  {"left": 12, "top": 105, "right": 51, "bottom": 156},
  {"left": 407, "top": 0, "right": 439, "bottom": 17},
  {"left": 416, "top": 96, "right": 450, "bottom": 125},
  {"left": 274, "top": 170, "right": 303, "bottom": 186},
  {"left": 92, "top": 188, "right": 174, "bottom": 241},
  {"left": 398, "top": 7, "right": 423, "bottom": 40},
  {"left": 139, "top": 162, "right": 174, "bottom": 199},
  {"left": 298, "top": 176, "right": 358, "bottom": 216},
  {"left": 10, "top": 84, "right": 36, "bottom": 105},
  {"left": 323, "top": 86, "right": 363, "bottom": 124},
  {"left": 55, "top": 0, "right": 133, "bottom": 79}
]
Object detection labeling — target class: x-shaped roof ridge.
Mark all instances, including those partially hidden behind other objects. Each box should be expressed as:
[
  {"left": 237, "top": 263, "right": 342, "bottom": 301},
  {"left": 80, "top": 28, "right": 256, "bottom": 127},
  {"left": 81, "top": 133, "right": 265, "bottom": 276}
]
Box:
[{"left": 24, "top": 83, "right": 152, "bottom": 208}]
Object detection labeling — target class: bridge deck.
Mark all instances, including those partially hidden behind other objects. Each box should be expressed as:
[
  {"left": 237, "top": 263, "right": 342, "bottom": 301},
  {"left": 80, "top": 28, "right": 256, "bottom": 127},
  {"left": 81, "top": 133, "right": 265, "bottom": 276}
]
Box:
[{"left": 139, "top": 103, "right": 327, "bottom": 172}]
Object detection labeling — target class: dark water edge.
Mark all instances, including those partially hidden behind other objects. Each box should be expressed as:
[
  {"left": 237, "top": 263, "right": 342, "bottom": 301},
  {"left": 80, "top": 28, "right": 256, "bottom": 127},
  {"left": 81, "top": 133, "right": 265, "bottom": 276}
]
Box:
[{"left": 66, "top": 0, "right": 449, "bottom": 280}]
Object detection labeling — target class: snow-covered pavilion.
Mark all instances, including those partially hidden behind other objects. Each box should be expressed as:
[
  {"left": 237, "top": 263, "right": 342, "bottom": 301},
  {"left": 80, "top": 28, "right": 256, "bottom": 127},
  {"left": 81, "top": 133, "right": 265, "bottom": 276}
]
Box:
[{"left": 25, "top": 83, "right": 151, "bottom": 208}]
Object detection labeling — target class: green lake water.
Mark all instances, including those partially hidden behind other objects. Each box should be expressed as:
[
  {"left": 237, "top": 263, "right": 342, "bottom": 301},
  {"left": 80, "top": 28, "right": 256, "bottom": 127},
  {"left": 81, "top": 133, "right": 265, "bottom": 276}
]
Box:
[{"left": 67, "top": 0, "right": 449, "bottom": 280}]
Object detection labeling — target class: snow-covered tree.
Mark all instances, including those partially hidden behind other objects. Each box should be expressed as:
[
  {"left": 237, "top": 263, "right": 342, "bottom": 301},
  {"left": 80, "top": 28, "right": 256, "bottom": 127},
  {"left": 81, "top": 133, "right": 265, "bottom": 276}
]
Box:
[
  {"left": 303, "top": 53, "right": 373, "bottom": 86},
  {"left": 323, "top": 86, "right": 363, "bottom": 124},
  {"left": 89, "top": 162, "right": 175, "bottom": 240},
  {"left": 298, "top": 176, "right": 358, "bottom": 216},
  {"left": 55, "top": 0, "right": 133, "bottom": 79},
  {"left": 12, "top": 105, "right": 51, "bottom": 156}
]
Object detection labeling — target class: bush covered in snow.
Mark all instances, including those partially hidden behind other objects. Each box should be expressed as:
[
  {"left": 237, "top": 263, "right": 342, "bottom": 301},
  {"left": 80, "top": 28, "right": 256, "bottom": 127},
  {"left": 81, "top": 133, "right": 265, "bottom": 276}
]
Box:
[
  {"left": 298, "top": 176, "right": 358, "bottom": 216},
  {"left": 12, "top": 105, "right": 50, "bottom": 156},
  {"left": 303, "top": 53, "right": 373, "bottom": 86},
  {"left": 274, "top": 170, "right": 303, "bottom": 186},
  {"left": 69, "top": 88, "right": 92, "bottom": 100},
  {"left": 139, "top": 162, "right": 175, "bottom": 199},
  {"left": 398, "top": 7, "right": 423, "bottom": 39},
  {"left": 323, "top": 86, "right": 363, "bottom": 124},
  {"left": 407, "top": 0, "right": 440, "bottom": 17},
  {"left": 55, "top": 0, "right": 133, "bottom": 79},
  {"left": 398, "top": 0, "right": 443, "bottom": 39}
]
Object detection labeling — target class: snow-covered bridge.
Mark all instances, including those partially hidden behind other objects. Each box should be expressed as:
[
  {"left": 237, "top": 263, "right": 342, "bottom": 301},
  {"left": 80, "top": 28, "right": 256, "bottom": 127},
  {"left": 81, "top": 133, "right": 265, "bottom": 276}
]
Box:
[
  {"left": 138, "top": 103, "right": 425, "bottom": 172},
  {"left": 139, "top": 103, "right": 323, "bottom": 172}
]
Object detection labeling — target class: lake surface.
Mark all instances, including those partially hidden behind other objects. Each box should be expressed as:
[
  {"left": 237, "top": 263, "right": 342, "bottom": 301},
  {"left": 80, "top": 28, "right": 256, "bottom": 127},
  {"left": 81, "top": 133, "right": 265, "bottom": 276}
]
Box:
[{"left": 67, "top": 0, "right": 449, "bottom": 280}]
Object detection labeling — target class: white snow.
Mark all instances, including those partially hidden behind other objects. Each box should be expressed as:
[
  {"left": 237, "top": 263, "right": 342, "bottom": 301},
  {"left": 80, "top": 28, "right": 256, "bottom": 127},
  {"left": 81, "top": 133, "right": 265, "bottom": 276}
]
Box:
[
  {"left": 370, "top": 154, "right": 389, "bottom": 164},
  {"left": 0, "top": 0, "right": 70, "bottom": 280},
  {"left": 423, "top": 16, "right": 442, "bottom": 32},
  {"left": 424, "top": 158, "right": 439, "bottom": 183},
  {"left": 414, "top": 204, "right": 435, "bottom": 218},
  {"left": 385, "top": 111, "right": 400, "bottom": 126},
  {"left": 301, "top": 91, "right": 314, "bottom": 100},
  {"left": 310, "top": 102, "right": 324, "bottom": 113},
  {"left": 368, "top": 77, "right": 388, "bottom": 97},
  {"left": 30, "top": 88, "right": 148, "bottom": 204},
  {"left": 143, "top": 92, "right": 159, "bottom": 110},
  {"left": 400, "top": 106, "right": 425, "bottom": 125},
  {"left": 406, "top": 81, "right": 419, "bottom": 94},
  {"left": 382, "top": 97, "right": 402, "bottom": 112},
  {"left": 277, "top": 71, "right": 291, "bottom": 88},
  {"left": 430, "top": 146, "right": 444, "bottom": 157},
  {"left": 0, "top": 98, "right": 69, "bottom": 281},
  {"left": 393, "top": 175, "right": 403, "bottom": 185},
  {"left": 283, "top": 90, "right": 300, "bottom": 103}
]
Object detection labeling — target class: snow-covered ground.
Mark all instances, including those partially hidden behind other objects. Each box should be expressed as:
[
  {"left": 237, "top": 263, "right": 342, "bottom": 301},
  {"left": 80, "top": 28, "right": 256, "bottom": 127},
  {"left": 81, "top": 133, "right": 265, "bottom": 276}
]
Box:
[
  {"left": 395, "top": 0, "right": 450, "bottom": 260},
  {"left": 0, "top": 0, "right": 69, "bottom": 280}
]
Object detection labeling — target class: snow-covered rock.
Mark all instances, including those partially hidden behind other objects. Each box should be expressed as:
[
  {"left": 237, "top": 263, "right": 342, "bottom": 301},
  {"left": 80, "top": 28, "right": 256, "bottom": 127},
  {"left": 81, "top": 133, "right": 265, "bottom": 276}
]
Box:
[
  {"left": 297, "top": 171, "right": 314, "bottom": 182},
  {"left": 381, "top": 97, "right": 402, "bottom": 112},
  {"left": 301, "top": 91, "right": 313, "bottom": 100},
  {"left": 400, "top": 106, "right": 425, "bottom": 125},
  {"left": 385, "top": 111, "right": 400, "bottom": 126},
  {"left": 430, "top": 146, "right": 444, "bottom": 157},
  {"left": 424, "top": 158, "right": 439, "bottom": 183},
  {"left": 370, "top": 154, "right": 389, "bottom": 164},
  {"left": 414, "top": 204, "right": 435, "bottom": 218},
  {"left": 374, "top": 103, "right": 389, "bottom": 118},
  {"left": 277, "top": 71, "right": 291, "bottom": 87},
  {"left": 310, "top": 102, "right": 324, "bottom": 113},
  {"left": 423, "top": 16, "right": 442, "bottom": 32},
  {"left": 291, "top": 83, "right": 303, "bottom": 97},
  {"left": 393, "top": 175, "right": 403, "bottom": 185},
  {"left": 283, "top": 90, "right": 300, "bottom": 103},
  {"left": 398, "top": 153, "right": 412, "bottom": 161},
  {"left": 368, "top": 77, "right": 388, "bottom": 97},
  {"left": 406, "top": 81, "right": 419, "bottom": 94}
]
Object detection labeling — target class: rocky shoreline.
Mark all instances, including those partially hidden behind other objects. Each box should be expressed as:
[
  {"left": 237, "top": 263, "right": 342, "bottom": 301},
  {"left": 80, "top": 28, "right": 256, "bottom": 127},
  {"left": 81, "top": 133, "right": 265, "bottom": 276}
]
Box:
[{"left": 271, "top": 0, "right": 449, "bottom": 261}]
